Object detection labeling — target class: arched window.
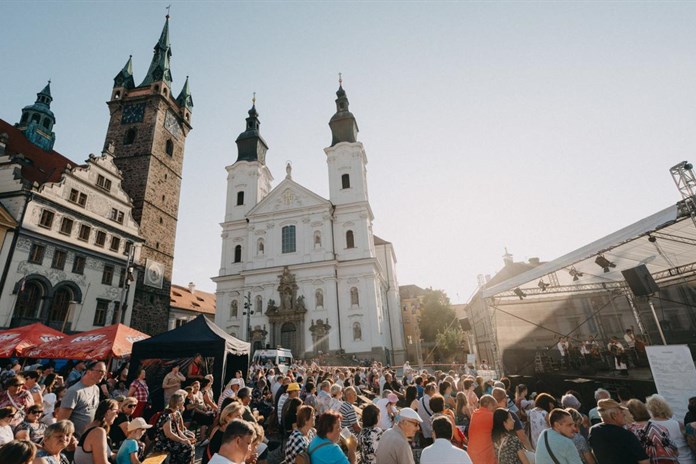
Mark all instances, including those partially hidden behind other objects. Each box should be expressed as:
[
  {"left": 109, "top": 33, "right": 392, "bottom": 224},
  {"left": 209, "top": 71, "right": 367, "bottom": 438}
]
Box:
[
  {"left": 314, "top": 231, "right": 321, "bottom": 249},
  {"left": 114, "top": 91, "right": 121, "bottom": 100},
  {"left": 165, "top": 139, "right": 174, "bottom": 156},
  {"left": 42, "top": 118, "right": 50, "bottom": 129},
  {"left": 230, "top": 300, "right": 238, "bottom": 318},
  {"left": 257, "top": 238, "right": 264, "bottom": 255},
  {"left": 353, "top": 322, "right": 362, "bottom": 341},
  {"left": 31, "top": 113, "right": 40, "bottom": 124},
  {"left": 48, "top": 287, "right": 72, "bottom": 324},
  {"left": 237, "top": 191, "right": 245, "bottom": 206},
  {"left": 282, "top": 225, "right": 296, "bottom": 254},
  {"left": 350, "top": 287, "right": 359, "bottom": 306},
  {"left": 234, "top": 245, "right": 242, "bottom": 263},
  {"left": 124, "top": 127, "right": 137, "bottom": 145},
  {"left": 346, "top": 230, "right": 355, "bottom": 249},
  {"left": 315, "top": 289, "right": 324, "bottom": 308},
  {"left": 342, "top": 174, "right": 350, "bottom": 189},
  {"left": 13, "top": 281, "right": 43, "bottom": 319},
  {"left": 255, "top": 295, "right": 262, "bottom": 313}
]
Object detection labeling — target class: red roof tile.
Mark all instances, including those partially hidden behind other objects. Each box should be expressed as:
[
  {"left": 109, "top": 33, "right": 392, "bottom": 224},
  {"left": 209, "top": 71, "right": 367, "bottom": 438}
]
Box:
[{"left": 170, "top": 284, "right": 216, "bottom": 315}]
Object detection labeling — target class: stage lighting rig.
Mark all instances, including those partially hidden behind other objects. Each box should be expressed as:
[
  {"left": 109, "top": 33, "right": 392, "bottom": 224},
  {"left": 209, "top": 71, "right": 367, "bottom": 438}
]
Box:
[
  {"left": 568, "top": 267, "right": 583, "bottom": 281},
  {"left": 595, "top": 255, "right": 616, "bottom": 273},
  {"left": 513, "top": 288, "right": 527, "bottom": 300},
  {"left": 538, "top": 280, "right": 549, "bottom": 291}
]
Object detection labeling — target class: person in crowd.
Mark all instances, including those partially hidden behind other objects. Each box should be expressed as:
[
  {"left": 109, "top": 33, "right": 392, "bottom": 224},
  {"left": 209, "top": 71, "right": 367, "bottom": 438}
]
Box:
[
  {"left": 283, "top": 397, "right": 303, "bottom": 437},
  {"left": 111, "top": 382, "right": 129, "bottom": 401},
  {"left": 491, "top": 408, "right": 529, "bottom": 464},
  {"left": 529, "top": 392, "right": 556, "bottom": 445},
  {"left": 278, "top": 382, "right": 301, "bottom": 427},
  {"left": 285, "top": 405, "right": 316, "bottom": 463},
  {"left": 357, "top": 404, "right": 383, "bottom": 464},
  {"left": 0, "top": 406, "right": 17, "bottom": 445},
  {"left": 493, "top": 387, "right": 532, "bottom": 451},
  {"left": 154, "top": 392, "right": 195, "bottom": 464},
  {"left": 685, "top": 397, "right": 696, "bottom": 426},
  {"left": 417, "top": 382, "right": 437, "bottom": 445},
  {"left": 202, "top": 401, "right": 244, "bottom": 464},
  {"left": 468, "top": 394, "right": 498, "bottom": 464},
  {"left": 128, "top": 370, "right": 149, "bottom": 419},
  {"left": 200, "top": 376, "right": 218, "bottom": 411},
  {"left": 236, "top": 388, "right": 256, "bottom": 423},
  {"left": 646, "top": 394, "right": 696, "bottom": 464},
  {"left": 66, "top": 362, "right": 86, "bottom": 387},
  {"left": 514, "top": 384, "right": 532, "bottom": 423},
  {"left": 588, "top": 399, "right": 649, "bottom": 464},
  {"left": 430, "top": 393, "right": 466, "bottom": 449},
  {"left": 218, "top": 378, "right": 242, "bottom": 410},
  {"left": 73, "top": 398, "right": 119, "bottom": 464},
  {"left": 115, "top": 417, "right": 151, "bottom": 464},
  {"left": 565, "top": 408, "right": 595, "bottom": 464},
  {"left": 304, "top": 382, "right": 318, "bottom": 410},
  {"left": 626, "top": 398, "right": 678, "bottom": 464},
  {"left": 376, "top": 392, "right": 399, "bottom": 431},
  {"left": 208, "top": 419, "right": 256, "bottom": 464},
  {"left": 110, "top": 396, "right": 138, "bottom": 449},
  {"left": 56, "top": 361, "right": 106, "bottom": 438},
  {"left": 187, "top": 354, "right": 205, "bottom": 383},
  {"left": 0, "top": 439, "right": 37, "bottom": 464},
  {"left": 455, "top": 391, "right": 470, "bottom": 431},
  {"left": 535, "top": 408, "right": 582, "bottom": 464},
  {"left": 33, "top": 420, "right": 76, "bottom": 464},
  {"left": 309, "top": 410, "right": 356, "bottom": 464},
  {"left": 327, "top": 383, "right": 344, "bottom": 414},
  {"left": 0, "top": 375, "right": 34, "bottom": 427},
  {"left": 421, "top": 415, "right": 473, "bottom": 464},
  {"left": 339, "top": 386, "right": 361, "bottom": 434},
  {"left": 189, "top": 380, "right": 214, "bottom": 445},
  {"left": 249, "top": 422, "right": 267, "bottom": 464},
  {"left": 41, "top": 375, "right": 62, "bottom": 425},
  {"left": 374, "top": 407, "right": 421, "bottom": 464},
  {"left": 162, "top": 365, "right": 186, "bottom": 405},
  {"left": 14, "top": 404, "right": 47, "bottom": 444},
  {"left": 24, "top": 371, "right": 43, "bottom": 406},
  {"left": 588, "top": 389, "right": 610, "bottom": 426}
]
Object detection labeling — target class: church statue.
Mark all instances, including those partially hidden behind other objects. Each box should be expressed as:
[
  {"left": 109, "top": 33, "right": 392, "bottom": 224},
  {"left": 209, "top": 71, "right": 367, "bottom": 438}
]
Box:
[
  {"left": 266, "top": 298, "right": 278, "bottom": 315},
  {"left": 296, "top": 295, "right": 306, "bottom": 311}
]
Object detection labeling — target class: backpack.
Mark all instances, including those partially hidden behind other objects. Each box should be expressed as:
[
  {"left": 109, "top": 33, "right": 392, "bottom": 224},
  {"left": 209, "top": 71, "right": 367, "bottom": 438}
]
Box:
[{"left": 295, "top": 441, "right": 331, "bottom": 464}]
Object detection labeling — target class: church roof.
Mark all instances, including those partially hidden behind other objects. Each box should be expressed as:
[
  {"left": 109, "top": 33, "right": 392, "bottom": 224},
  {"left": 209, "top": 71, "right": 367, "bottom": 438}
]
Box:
[
  {"left": 246, "top": 176, "right": 331, "bottom": 217},
  {"left": 170, "top": 283, "right": 216, "bottom": 315},
  {"left": 0, "top": 118, "right": 77, "bottom": 185}
]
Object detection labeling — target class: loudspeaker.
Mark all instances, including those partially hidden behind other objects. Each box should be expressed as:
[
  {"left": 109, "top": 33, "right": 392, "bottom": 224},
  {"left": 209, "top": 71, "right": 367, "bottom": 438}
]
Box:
[{"left": 621, "top": 264, "right": 659, "bottom": 297}]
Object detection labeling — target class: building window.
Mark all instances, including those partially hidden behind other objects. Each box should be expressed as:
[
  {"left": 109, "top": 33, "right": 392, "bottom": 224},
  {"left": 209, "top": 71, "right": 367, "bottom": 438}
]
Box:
[
  {"left": 234, "top": 245, "right": 242, "bottom": 263},
  {"left": 72, "top": 256, "right": 86, "bottom": 274},
  {"left": 94, "top": 299, "right": 109, "bottom": 326},
  {"left": 314, "top": 231, "right": 321, "bottom": 249},
  {"left": 39, "top": 210, "right": 54, "bottom": 229},
  {"left": 51, "top": 250, "right": 67, "bottom": 270},
  {"left": 231, "top": 301, "right": 238, "bottom": 318},
  {"left": 124, "top": 127, "right": 137, "bottom": 145},
  {"left": 96, "top": 174, "right": 112, "bottom": 192},
  {"left": 78, "top": 224, "right": 91, "bottom": 241},
  {"left": 346, "top": 230, "right": 355, "bottom": 249},
  {"left": 110, "top": 208, "right": 124, "bottom": 224},
  {"left": 109, "top": 236, "right": 121, "bottom": 252},
  {"left": 175, "top": 319, "right": 188, "bottom": 328},
  {"left": 102, "top": 265, "right": 114, "bottom": 285},
  {"left": 281, "top": 225, "right": 296, "bottom": 254},
  {"left": 69, "top": 189, "right": 87, "bottom": 207},
  {"left": 13, "top": 281, "right": 42, "bottom": 319},
  {"left": 59, "top": 217, "right": 74, "bottom": 235},
  {"left": 48, "top": 287, "right": 71, "bottom": 324},
  {"left": 124, "top": 241, "right": 133, "bottom": 256},
  {"left": 28, "top": 244, "right": 46, "bottom": 264},
  {"left": 95, "top": 231, "right": 107, "bottom": 247},
  {"left": 342, "top": 173, "right": 350, "bottom": 189},
  {"left": 257, "top": 238, "right": 264, "bottom": 256},
  {"left": 236, "top": 191, "right": 244, "bottom": 206},
  {"left": 350, "top": 287, "right": 359, "bottom": 306},
  {"left": 118, "top": 267, "right": 126, "bottom": 287},
  {"left": 166, "top": 139, "right": 174, "bottom": 156},
  {"left": 315, "top": 289, "right": 324, "bottom": 308},
  {"left": 353, "top": 322, "right": 362, "bottom": 341}
]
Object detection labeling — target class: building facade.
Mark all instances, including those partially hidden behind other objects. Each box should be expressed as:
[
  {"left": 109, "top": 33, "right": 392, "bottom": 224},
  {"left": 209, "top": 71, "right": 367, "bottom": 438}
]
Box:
[
  {"left": 169, "top": 282, "right": 216, "bottom": 329},
  {"left": 214, "top": 85, "right": 405, "bottom": 363}
]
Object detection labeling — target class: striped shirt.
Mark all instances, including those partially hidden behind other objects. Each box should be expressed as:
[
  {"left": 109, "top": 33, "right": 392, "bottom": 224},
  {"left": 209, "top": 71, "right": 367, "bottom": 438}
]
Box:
[{"left": 339, "top": 401, "right": 358, "bottom": 429}]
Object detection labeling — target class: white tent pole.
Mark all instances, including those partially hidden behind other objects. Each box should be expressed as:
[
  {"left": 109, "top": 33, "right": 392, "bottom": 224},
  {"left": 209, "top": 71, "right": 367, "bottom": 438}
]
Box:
[{"left": 647, "top": 298, "right": 667, "bottom": 345}]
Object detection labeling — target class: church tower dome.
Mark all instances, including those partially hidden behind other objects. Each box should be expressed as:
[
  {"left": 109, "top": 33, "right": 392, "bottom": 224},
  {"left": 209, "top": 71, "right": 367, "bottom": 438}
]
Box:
[
  {"left": 17, "top": 81, "right": 56, "bottom": 151},
  {"left": 329, "top": 75, "right": 359, "bottom": 146},
  {"left": 235, "top": 95, "right": 268, "bottom": 164}
]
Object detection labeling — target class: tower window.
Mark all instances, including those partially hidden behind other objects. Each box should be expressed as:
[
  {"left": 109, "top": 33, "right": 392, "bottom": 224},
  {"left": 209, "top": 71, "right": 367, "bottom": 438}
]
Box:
[
  {"left": 31, "top": 114, "right": 40, "bottom": 124},
  {"left": 282, "top": 225, "right": 296, "bottom": 254},
  {"left": 124, "top": 127, "right": 137, "bottom": 145},
  {"left": 42, "top": 118, "right": 50, "bottom": 129},
  {"left": 236, "top": 191, "right": 244, "bottom": 206},
  {"left": 114, "top": 91, "right": 121, "bottom": 100},
  {"left": 166, "top": 139, "right": 174, "bottom": 156},
  {"left": 342, "top": 174, "right": 350, "bottom": 189},
  {"left": 346, "top": 230, "right": 355, "bottom": 249},
  {"left": 350, "top": 287, "right": 359, "bottom": 306},
  {"left": 234, "top": 245, "right": 242, "bottom": 263}
]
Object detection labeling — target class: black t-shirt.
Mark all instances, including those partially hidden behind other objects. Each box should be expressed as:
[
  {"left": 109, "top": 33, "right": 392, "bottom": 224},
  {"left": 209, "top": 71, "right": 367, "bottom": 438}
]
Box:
[
  {"left": 109, "top": 412, "right": 129, "bottom": 447},
  {"left": 589, "top": 423, "right": 648, "bottom": 463}
]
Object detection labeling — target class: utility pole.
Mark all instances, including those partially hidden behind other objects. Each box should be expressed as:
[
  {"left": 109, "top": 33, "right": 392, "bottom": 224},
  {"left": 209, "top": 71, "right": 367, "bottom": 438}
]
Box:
[{"left": 242, "top": 292, "right": 253, "bottom": 342}]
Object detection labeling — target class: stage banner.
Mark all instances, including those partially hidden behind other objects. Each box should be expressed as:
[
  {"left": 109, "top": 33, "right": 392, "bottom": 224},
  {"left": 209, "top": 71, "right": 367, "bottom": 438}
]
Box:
[{"left": 646, "top": 344, "right": 696, "bottom": 421}]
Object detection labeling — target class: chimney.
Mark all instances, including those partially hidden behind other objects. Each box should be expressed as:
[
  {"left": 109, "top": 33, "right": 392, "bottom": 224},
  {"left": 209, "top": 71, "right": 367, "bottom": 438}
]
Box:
[
  {"left": 188, "top": 282, "right": 195, "bottom": 294},
  {"left": 529, "top": 257, "right": 540, "bottom": 265},
  {"left": 502, "top": 247, "right": 513, "bottom": 266}
]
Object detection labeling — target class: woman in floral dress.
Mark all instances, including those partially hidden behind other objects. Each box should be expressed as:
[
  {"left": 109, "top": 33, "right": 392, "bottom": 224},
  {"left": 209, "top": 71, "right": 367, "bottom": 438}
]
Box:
[
  {"left": 358, "top": 404, "right": 384, "bottom": 464},
  {"left": 154, "top": 392, "right": 195, "bottom": 464}
]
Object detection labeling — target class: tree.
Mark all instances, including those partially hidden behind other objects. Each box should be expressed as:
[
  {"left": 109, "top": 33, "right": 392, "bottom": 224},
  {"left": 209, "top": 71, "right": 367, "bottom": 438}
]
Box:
[
  {"left": 435, "top": 326, "right": 466, "bottom": 360},
  {"left": 418, "top": 289, "right": 456, "bottom": 342}
]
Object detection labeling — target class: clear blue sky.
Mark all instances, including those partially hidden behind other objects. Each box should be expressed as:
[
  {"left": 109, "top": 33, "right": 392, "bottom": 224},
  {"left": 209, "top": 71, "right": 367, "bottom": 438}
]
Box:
[{"left": 2, "top": 2, "right": 696, "bottom": 303}]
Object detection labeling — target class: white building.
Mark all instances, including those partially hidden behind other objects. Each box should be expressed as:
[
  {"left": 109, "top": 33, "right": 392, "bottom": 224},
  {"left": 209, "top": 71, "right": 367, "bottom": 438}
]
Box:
[{"left": 214, "top": 85, "right": 405, "bottom": 363}]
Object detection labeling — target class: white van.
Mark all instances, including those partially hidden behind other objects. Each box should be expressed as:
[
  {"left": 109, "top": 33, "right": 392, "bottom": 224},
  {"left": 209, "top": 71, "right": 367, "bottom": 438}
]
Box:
[{"left": 252, "top": 348, "right": 293, "bottom": 374}]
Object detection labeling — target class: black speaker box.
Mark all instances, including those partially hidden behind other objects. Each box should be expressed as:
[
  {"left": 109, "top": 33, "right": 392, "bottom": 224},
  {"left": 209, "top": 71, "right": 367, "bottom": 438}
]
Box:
[{"left": 621, "top": 264, "right": 659, "bottom": 297}]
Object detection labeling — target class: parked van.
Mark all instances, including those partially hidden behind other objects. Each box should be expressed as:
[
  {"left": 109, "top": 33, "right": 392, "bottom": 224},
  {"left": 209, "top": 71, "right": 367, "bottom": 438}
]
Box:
[{"left": 252, "top": 347, "right": 293, "bottom": 374}]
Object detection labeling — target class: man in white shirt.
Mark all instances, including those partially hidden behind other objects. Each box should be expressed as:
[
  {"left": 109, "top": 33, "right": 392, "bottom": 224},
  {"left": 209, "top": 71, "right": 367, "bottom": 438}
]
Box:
[
  {"left": 420, "top": 416, "right": 473, "bottom": 464},
  {"left": 208, "top": 419, "right": 256, "bottom": 464},
  {"left": 417, "top": 383, "right": 437, "bottom": 444}
]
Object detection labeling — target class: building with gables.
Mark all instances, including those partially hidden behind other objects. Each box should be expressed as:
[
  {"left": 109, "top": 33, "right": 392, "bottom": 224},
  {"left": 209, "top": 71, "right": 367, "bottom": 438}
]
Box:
[
  {"left": 214, "top": 85, "right": 405, "bottom": 363},
  {"left": 169, "top": 282, "right": 216, "bottom": 329}
]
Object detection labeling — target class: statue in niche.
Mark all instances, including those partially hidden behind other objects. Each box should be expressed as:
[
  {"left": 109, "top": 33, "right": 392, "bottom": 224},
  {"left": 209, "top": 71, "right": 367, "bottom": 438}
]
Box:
[
  {"left": 353, "top": 322, "right": 362, "bottom": 341},
  {"left": 266, "top": 299, "right": 278, "bottom": 315},
  {"left": 278, "top": 266, "right": 299, "bottom": 312},
  {"left": 296, "top": 295, "right": 306, "bottom": 311},
  {"left": 315, "top": 289, "right": 323, "bottom": 307}
]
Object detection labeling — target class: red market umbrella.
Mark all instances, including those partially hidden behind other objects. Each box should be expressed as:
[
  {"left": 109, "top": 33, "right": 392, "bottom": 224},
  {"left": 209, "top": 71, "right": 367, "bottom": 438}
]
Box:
[
  {"left": 0, "top": 323, "right": 65, "bottom": 358},
  {"left": 23, "top": 324, "right": 149, "bottom": 360}
]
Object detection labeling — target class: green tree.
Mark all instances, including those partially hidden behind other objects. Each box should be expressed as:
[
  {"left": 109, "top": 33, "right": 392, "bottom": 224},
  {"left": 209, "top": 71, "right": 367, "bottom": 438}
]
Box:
[
  {"left": 418, "top": 289, "right": 456, "bottom": 342},
  {"left": 435, "top": 326, "right": 466, "bottom": 360}
]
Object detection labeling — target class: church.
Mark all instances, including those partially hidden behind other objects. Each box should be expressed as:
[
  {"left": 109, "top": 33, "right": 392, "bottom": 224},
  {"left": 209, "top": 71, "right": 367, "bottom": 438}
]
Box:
[{"left": 213, "top": 84, "right": 405, "bottom": 364}]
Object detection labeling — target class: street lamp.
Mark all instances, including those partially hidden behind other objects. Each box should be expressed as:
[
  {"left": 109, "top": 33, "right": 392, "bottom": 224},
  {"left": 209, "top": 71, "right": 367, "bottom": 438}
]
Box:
[{"left": 242, "top": 292, "right": 253, "bottom": 342}]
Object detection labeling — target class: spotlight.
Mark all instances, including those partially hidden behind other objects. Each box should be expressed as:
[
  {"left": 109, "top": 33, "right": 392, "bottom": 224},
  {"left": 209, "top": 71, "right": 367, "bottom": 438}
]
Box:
[
  {"left": 595, "top": 255, "right": 616, "bottom": 273},
  {"left": 648, "top": 235, "right": 657, "bottom": 243},
  {"left": 538, "top": 280, "right": 549, "bottom": 291},
  {"left": 569, "top": 267, "right": 583, "bottom": 282},
  {"left": 513, "top": 288, "right": 527, "bottom": 300}
]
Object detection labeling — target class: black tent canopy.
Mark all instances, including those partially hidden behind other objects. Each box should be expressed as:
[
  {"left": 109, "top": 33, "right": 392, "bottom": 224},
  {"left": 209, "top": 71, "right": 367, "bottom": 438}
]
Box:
[{"left": 129, "top": 315, "right": 249, "bottom": 401}]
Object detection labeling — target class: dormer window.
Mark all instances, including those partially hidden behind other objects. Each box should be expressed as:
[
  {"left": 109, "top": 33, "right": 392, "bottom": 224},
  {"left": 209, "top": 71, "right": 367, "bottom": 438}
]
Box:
[{"left": 97, "top": 175, "right": 112, "bottom": 192}]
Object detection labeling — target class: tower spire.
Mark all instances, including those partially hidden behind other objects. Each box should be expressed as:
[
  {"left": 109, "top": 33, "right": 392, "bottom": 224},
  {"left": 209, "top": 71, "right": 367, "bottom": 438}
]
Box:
[
  {"left": 140, "top": 15, "right": 172, "bottom": 87},
  {"left": 113, "top": 55, "right": 135, "bottom": 89},
  {"left": 175, "top": 75, "right": 193, "bottom": 111},
  {"left": 17, "top": 81, "right": 56, "bottom": 151},
  {"left": 329, "top": 75, "right": 358, "bottom": 146},
  {"left": 235, "top": 95, "right": 268, "bottom": 164}
]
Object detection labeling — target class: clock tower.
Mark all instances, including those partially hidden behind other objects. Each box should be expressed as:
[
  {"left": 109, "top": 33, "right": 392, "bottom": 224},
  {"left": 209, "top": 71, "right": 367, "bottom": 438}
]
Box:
[{"left": 104, "top": 15, "right": 193, "bottom": 334}]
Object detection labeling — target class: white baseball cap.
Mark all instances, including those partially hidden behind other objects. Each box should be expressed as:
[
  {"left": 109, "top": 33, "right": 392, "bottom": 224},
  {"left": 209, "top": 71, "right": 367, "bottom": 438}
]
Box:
[{"left": 397, "top": 407, "right": 422, "bottom": 423}]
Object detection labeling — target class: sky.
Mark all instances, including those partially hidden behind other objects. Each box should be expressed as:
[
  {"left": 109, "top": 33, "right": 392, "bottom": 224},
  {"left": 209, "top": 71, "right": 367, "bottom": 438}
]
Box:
[{"left": 2, "top": 1, "right": 696, "bottom": 304}]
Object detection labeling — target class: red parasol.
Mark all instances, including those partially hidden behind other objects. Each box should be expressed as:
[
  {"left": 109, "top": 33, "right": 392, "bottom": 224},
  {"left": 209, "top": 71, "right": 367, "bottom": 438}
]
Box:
[{"left": 0, "top": 323, "right": 66, "bottom": 358}]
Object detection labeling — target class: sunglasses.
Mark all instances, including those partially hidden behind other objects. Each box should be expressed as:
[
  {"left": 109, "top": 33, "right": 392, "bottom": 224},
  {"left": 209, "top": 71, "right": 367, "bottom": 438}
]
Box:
[
  {"left": 30, "top": 411, "right": 44, "bottom": 415},
  {"left": 125, "top": 404, "right": 137, "bottom": 409}
]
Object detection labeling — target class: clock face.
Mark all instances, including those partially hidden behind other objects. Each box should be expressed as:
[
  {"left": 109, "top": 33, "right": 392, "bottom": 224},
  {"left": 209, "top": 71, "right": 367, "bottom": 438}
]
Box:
[
  {"left": 164, "top": 110, "right": 182, "bottom": 138},
  {"left": 121, "top": 103, "right": 145, "bottom": 124}
]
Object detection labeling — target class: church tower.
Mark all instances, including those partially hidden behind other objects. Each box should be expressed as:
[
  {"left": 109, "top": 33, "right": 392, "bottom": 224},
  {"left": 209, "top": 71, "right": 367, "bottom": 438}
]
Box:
[
  {"left": 103, "top": 15, "right": 193, "bottom": 334},
  {"left": 16, "top": 81, "right": 56, "bottom": 151}
]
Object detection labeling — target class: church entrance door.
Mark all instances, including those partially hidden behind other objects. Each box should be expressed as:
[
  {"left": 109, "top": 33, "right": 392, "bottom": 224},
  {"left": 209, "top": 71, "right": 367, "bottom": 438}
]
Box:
[{"left": 281, "top": 322, "right": 298, "bottom": 355}]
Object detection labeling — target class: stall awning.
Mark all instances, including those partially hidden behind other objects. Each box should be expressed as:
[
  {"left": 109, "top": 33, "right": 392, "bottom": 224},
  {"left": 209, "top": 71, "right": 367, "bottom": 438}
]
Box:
[{"left": 0, "top": 323, "right": 65, "bottom": 357}]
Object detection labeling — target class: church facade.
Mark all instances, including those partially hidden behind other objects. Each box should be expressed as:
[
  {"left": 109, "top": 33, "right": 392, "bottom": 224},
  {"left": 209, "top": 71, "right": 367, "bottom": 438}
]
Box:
[{"left": 213, "top": 86, "right": 405, "bottom": 363}]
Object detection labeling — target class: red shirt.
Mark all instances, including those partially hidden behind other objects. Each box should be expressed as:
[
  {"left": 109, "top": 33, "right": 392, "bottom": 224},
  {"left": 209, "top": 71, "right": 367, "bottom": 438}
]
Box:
[{"left": 467, "top": 407, "right": 496, "bottom": 464}]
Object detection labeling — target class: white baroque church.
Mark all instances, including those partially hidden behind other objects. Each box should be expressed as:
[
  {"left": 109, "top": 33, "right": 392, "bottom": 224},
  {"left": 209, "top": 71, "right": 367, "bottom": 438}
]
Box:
[{"left": 213, "top": 84, "right": 405, "bottom": 364}]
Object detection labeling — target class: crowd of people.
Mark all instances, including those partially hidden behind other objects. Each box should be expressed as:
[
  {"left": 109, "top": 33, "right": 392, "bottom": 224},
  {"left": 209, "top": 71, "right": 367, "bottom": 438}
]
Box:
[{"left": 0, "top": 356, "right": 695, "bottom": 464}]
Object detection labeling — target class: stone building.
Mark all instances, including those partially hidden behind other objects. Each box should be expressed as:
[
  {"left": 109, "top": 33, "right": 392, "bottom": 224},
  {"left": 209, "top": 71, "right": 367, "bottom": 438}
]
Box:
[
  {"left": 214, "top": 84, "right": 405, "bottom": 363},
  {"left": 103, "top": 16, "right": 193, "bottom": 334}
]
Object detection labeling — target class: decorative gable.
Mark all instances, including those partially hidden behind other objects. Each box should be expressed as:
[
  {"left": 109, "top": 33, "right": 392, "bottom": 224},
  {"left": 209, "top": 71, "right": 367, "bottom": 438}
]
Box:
[{"left": 247, "top": 179, "right": 331, "bottom": 217}]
